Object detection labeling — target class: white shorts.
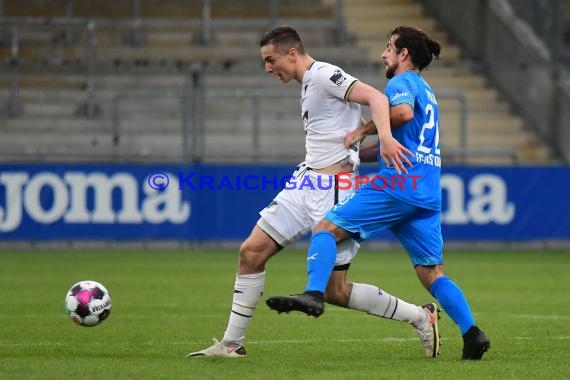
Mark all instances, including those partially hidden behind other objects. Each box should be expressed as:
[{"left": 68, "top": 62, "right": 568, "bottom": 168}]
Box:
[{"left": 257, "top": 163, "right": 359, "bottom": 266}]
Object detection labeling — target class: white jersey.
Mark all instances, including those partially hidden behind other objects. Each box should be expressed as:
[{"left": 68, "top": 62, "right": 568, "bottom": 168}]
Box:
[
  {"left": 256, "top": 63, "right": 362, "bottom": 265},
  {"left": 301, "top": 61, "right": 362, "bottom": 169}
]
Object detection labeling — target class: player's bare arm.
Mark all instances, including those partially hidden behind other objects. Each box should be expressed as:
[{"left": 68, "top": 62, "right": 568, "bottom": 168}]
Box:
[
  {"left": 344, "top": 120, "right": 376, "bottom": 148},
  {"left": 346, "top": 82, "right": 413, "bottom": 174},
  {"left": 390, "top": 103, "right": 414, "bottom": 127},
  {"left": 345, "top": 103, "right": 414, "bottom": 148}
]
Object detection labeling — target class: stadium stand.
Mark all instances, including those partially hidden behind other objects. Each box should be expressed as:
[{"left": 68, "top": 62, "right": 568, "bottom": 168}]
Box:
[
  {"left": 0, "top": 0, "right": 559, "bottom": 164},
  {"left": 327, "top": 0, "right": 551, "bottom": 164}
]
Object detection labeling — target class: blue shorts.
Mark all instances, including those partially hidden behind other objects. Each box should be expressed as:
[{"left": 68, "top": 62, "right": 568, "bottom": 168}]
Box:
[{"left": 325, "top": 184, "right": 443, "bottom": 267}]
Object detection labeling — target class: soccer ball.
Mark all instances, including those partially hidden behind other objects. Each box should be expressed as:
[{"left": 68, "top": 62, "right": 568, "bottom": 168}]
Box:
[{"left": 64, "top": 280, "right": 112, "bottom": 327}]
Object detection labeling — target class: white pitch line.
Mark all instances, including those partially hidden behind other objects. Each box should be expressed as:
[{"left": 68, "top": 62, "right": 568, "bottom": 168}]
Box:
[
  {"left": 246, "top": 337, "right": 419, "bottom": 344},
  {"left": 2, "top": 336, "right": 570, "bottom": 347},
  {"left": 509, "top": 314, "right": 570, "bottom": 320}
]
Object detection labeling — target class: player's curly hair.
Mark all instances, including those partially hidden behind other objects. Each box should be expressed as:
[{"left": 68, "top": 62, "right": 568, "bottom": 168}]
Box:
[
  {"left": 259, "top": 25, "right": 306, "bottom": 55},
  {"left": 390, "top": 26, "right": 441, "bottom": 71}
]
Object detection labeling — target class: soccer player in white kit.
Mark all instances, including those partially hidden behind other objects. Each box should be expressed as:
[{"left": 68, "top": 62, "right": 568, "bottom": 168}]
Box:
[{"left": 187, "top": 25, "right": 440, "bottom": 358}]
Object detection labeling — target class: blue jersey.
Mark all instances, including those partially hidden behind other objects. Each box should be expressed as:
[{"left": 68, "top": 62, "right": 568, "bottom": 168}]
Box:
[{"left": 379, "top": 71, "right": 441, "bottom": 211}]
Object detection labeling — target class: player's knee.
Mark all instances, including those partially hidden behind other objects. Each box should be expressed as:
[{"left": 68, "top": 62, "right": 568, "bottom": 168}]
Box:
[
  {"left": 238, "top": 239, "right": 273, "bottom": 272},
  {"left": 415, "top": 264, "right": 445, "bottom": 289},
  {"left": 238, "top": 241, "right": 264, "bottom": 272},
  {"left": 312, "top": 219, "right": 349, "bottom": 242}
]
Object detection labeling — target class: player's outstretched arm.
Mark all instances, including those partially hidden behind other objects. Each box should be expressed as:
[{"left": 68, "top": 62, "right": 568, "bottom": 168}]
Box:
[{"left": 347, "top": 82, "right": 412, "bottom": 173}]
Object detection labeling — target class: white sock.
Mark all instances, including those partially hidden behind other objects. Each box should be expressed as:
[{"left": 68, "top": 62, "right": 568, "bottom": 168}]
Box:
[
  {"left": 347, "top": 283, "right": 426, "bottom": 326},
  {"left": 222, "top": 271, "right": 265, "bottom": 345}
]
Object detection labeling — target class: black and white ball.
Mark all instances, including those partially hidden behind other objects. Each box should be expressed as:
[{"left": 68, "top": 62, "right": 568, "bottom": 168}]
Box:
[{"left": 64, "top": 280, "right": 112, "bottom": 327}]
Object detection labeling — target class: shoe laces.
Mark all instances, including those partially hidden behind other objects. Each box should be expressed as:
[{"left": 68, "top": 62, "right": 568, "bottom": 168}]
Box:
[
  {"left": 416, "top": 327, "right": 433, "bottom": 347},
  {"left": 415, "top": 311, "right": 435, "bottom": 347},
  {"left": 214, "top": 337, "right": 242, "bottom": 349}
]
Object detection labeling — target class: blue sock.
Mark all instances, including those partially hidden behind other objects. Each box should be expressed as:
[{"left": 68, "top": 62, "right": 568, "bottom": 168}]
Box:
[
  {"left": 304, "top": 231, "right": 337, "bottom": 293},
  {"left": 429, "top": 276, "right": 475, "bottom": 335}
]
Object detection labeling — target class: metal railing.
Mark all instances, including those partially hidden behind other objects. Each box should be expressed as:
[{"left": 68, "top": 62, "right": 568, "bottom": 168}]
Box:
[
  {"left": 445, "top": 148, "right": 519, "bottom": 164},
  {"left": 437, "top": 90, "right": 518, "bottom": 164},
  {"left": 438, "top": 90, "right": 468, "bottom": 160},
  {"left": 111, "top": 65, "right": 204, "bottom": 161},
  {"left": 205, "top": 90, "right": 299, "bottom": 161},
  {"left": 111, "top": 88, "right": 301, "bottom": 162},
  {"left": 507, "top": 0, "right": 569, "bottom": 67},
  {"left": 112, "top": 90, "right": 189, "bottom": 159},
  {"left": 1, "top": 22, "right": 22, "bottom": 118},
  {"left": 109, "top": 82, "right": 507, "bottom": 164},
  {"left": 0, "top": 17, "right": 99, "bottom": 118},
  {"left": 0, "top": 0, "right": 346, "bottom": 119},
  {"left": 421, "top": 0, "right": 567, "bottom": 162}
]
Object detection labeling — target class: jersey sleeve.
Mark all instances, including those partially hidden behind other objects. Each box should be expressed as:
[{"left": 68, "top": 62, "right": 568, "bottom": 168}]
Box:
[
  {"left": 385, "top": 75, "right": 416, "bottom": 108},
  {"left": 313, "top": 64, "right": 359, "bottom": 101}
]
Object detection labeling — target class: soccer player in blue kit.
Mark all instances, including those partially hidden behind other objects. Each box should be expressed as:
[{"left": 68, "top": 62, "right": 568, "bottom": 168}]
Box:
[{"left": 266, "top": 26, "right": 490, "bottom": 360}]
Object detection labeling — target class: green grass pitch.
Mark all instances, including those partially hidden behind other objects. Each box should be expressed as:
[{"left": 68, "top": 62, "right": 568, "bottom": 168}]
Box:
[{"left": 1, "top": 249, "right": 569, "bottom": 379}]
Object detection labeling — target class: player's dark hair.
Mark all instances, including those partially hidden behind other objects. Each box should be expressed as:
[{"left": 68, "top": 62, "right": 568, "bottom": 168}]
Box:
[
  {"left": 259, "top": 25, "right": 306, "bottom": 55},
  {"left": 390, "top": 26, "right": 441, "bottom": 71}
]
